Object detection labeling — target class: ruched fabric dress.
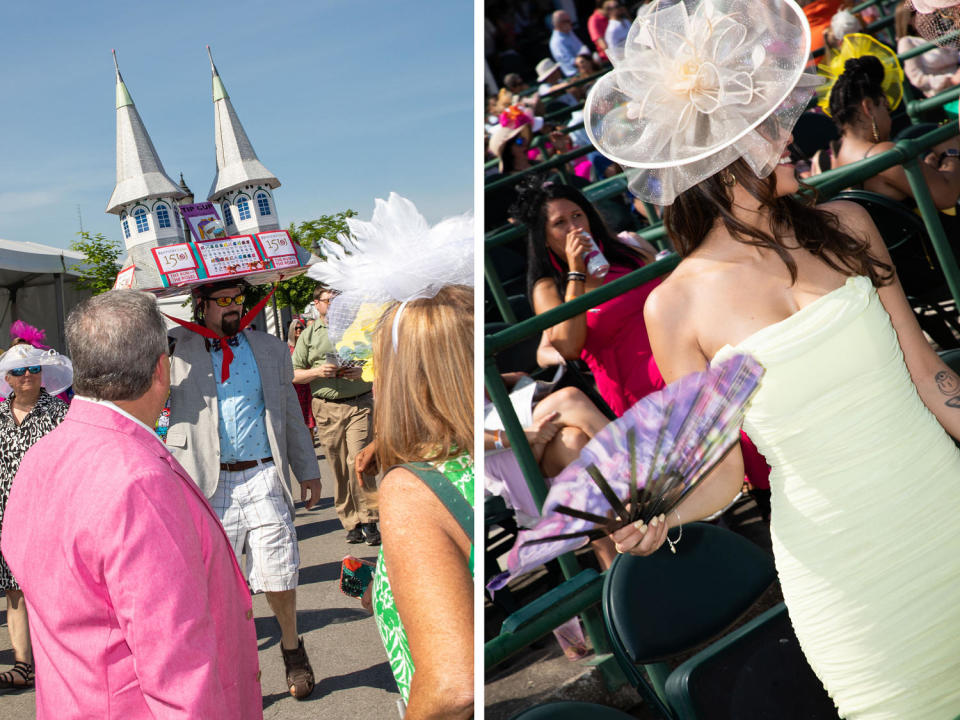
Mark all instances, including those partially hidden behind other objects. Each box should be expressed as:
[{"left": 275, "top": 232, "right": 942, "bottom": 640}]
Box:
[{"left": 714, "top": 275, "right": 960, "bottom": 719}]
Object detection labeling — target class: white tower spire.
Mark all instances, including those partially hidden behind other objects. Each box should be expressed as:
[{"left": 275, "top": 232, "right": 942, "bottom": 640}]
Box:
[
  {"left": 206, "top": 46, "right": 281, "bottom": 235},
  {"left": 107, "top": 50, "right": 186, "bottom": 250}
]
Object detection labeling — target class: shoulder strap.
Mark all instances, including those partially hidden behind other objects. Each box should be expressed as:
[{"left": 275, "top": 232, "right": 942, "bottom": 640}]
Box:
[{"left": 397, "top": 461, "right": 473, "bottom": 543}]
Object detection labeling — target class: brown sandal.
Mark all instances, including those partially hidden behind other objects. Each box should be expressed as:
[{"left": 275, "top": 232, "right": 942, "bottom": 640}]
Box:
[
  {"left": 281, "top": 637, "right": 315, "bottom": 700},
  {"left": 0, "top": 661, "right": 34, "bottom": 690}
]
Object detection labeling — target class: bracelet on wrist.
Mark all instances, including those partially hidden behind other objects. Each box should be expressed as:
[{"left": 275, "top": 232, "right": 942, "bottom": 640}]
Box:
[
  {"left": 566, "top": 271, "right": 586, "bottom": 283},
  {"left": 494, "top": 429, "right": 506, "bottom": 450}
]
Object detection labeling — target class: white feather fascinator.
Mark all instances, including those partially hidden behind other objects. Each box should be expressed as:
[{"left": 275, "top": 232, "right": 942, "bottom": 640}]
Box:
[{"left": 307, "top": 193, "right": 473, "bottom": 367}]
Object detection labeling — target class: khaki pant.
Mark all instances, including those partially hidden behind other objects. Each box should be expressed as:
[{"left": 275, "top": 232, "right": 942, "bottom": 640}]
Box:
[{"left": 312, "top": 393, "right": 378, "bottom": 530}]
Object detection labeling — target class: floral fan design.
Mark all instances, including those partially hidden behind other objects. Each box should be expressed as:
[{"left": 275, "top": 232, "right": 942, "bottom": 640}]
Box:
[{"left": 487, "top": 353, "right": 764, "bottom": 592}]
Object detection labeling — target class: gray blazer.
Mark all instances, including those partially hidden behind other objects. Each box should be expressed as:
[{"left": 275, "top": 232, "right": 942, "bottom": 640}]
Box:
[{"left": 165, "top": 326, "right": 319, "bottom": 511}]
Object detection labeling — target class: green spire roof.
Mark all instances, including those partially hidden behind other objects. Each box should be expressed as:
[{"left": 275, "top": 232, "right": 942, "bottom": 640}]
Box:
[
  {"left": 113, "top": 50, "right": 133, "bottom": 109},
  {"left": 207, "top": 46, "right": 229, "bottom": 102}
]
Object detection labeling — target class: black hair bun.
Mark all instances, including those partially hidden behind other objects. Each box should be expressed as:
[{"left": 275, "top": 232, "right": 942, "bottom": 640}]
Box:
[
  {"left": 842, "top": 54, "right": 884, "bottom": 84},
  {"left": 510, "top": 173, "right": 553, "bottom": 227}
]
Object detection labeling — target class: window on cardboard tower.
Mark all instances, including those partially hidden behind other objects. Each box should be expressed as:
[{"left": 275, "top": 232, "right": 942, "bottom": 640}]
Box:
[
  {"left": 256, "top": 192, "right": 271, "bottom": 216},
  {"left": 156, "top": 203, "right": 171, "bottom": 229},
  {"left": 237, "top": 197, "right": 251, "bottom": 221},
  {"left": 134, "top": 207, "right": 149, "bottom": 233}
]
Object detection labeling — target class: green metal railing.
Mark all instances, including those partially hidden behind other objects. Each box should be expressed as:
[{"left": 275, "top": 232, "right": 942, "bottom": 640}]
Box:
[{"left": 484, "top": 120, "right": 960, "bottom": 677}]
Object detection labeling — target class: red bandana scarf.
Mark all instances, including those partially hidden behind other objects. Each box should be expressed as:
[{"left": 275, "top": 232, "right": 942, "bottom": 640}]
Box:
[{"left": 164, "top": 286, "right": 276, "bottom": 383}]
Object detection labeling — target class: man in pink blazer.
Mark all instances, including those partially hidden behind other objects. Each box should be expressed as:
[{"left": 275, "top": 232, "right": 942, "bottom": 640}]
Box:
[{"left": 2, "top": 290, "right": 262, "bottom": 720}]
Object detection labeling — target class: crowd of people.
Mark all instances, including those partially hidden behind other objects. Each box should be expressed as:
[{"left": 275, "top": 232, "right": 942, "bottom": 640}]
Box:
[
  {"left": 485, "top": 0, "right": 960, "bottom": 718},
  {"left": 0, "top": 195, "right": 475, "bottom": 718}
]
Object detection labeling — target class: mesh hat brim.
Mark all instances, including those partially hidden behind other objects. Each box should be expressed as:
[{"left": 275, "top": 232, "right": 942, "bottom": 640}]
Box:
[
  {"left": 584, "top": 0, "right": 815, "bottom": 205},
  {"left": 910, "top": 3, "right": 960, "bottom": 50}
]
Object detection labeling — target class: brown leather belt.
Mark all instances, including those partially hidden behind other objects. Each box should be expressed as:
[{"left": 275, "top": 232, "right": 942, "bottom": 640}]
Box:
[
  {"left": 319, "top": 391, "right": 372, "bottom": 404},
  {"left": 220, "top": 456, "right": 272, "bottom": 472}
]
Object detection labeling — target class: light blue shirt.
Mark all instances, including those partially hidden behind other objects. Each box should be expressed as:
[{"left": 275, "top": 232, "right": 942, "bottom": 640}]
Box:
[
  {"left": 210, "top": 334, "right": 272, "bottom": 463},
  {"left": 549, "top": 30, "right": 586, "bottom": 76}
]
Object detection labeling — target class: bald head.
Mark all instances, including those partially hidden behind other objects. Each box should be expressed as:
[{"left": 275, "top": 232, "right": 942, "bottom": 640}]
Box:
[{"left": 552, "top": 10, "right": 572, "bottom": 30}]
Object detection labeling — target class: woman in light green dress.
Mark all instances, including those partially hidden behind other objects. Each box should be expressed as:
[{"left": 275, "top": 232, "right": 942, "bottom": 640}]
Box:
[{"left": 368, "top": 285, "right": 474, "bottom": 719}]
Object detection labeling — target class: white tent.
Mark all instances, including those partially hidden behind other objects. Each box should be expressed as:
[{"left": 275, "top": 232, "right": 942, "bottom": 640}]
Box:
[{"left": 0, "top": 239, "right": 94, "bottom": 353}]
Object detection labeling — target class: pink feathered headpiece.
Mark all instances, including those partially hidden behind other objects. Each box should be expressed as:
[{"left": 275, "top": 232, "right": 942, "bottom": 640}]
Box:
[{"left": 10, "top": 320, "right": 49, "bottom": 350}]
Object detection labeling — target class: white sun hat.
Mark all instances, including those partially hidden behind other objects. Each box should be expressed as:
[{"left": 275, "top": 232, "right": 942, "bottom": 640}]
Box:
[
  {"left": 0, "top": 344, "right": 74, "bottom": 397},
  {"left": 584, "top": 0, "right": 821, "bottom": 205}
]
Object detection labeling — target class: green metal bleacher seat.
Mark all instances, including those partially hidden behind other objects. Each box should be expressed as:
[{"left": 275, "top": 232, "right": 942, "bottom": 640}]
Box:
[{"left": 602, "top": 523, "right": 839, "bottom": 720}]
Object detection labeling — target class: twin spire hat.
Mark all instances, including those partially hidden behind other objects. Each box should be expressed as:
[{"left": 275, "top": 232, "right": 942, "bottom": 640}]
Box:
[{"left": 584, "top": 0, "right": 819, "bottom": 205}]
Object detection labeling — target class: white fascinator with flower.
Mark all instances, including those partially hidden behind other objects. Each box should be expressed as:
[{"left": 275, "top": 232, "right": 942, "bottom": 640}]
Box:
[
  {"left": 584, "top": 0, "right": 820, "bottom": 205},
  {"left": 306, "top": 193, "right": 473, "bottom": 379}
]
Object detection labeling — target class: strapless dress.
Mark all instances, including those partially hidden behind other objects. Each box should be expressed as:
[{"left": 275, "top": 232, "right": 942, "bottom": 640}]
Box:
[{"left": 714, "top": 275, "right": 960, "bottom": 719}]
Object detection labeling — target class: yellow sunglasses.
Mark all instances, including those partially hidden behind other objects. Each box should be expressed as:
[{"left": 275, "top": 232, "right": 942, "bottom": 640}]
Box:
[{"left": 210, "top": 294, "right": 245, "bottom": 307}]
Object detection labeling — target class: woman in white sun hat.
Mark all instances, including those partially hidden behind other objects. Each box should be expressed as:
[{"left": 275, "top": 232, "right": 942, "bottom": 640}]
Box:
[
  {"left": 0, "top": 344, "right": 71, "bottom": 690},
  {"left": 591, "top": 1, "right": 960, "bottom": 717}
]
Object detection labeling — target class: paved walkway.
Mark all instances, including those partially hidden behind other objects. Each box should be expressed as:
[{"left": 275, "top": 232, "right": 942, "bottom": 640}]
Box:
[{"left": 0, "top": 452, "right": 399, "bottom": 719}]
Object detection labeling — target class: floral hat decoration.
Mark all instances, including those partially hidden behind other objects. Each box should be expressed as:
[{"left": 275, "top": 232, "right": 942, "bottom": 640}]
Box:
[
  {"left": 816, "top": 33, "right": 904, "bottom": 117},
  {"left": 306, "top": 193, "right": 473, "bottom": 381},
  {"left": 0, "top": 344, "right": 73, "bottom": 397},
  {"left": 584, "top": 0, "right": 820, "bottom": 205}
]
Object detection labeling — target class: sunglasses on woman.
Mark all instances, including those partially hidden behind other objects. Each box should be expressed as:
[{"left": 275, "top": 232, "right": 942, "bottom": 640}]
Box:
[
  {"left": 9, "top": 366, "right": 42, "bottom": 377},
  {"left": 209, "top": 294, "right": 245, "bottom": 307}
]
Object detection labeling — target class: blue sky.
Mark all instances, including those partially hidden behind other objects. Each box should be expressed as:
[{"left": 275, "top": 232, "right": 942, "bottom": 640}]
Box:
[{"left": 0, "top": 1, "right": 473, "bottom": 250}]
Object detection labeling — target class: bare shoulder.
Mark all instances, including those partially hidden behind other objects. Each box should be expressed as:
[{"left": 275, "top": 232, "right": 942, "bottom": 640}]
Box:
[
  {"left": 380, "top": 467, "right": 445, "bottom": 518},
  {"left": 644, "top": 270, "right": 691, "bottom": 329},
  {"left": 818, "top": 199, "right": 874, "bottom": 231},
  {"left": 818, "top": 200, "right": 887, "bottom": 255}
]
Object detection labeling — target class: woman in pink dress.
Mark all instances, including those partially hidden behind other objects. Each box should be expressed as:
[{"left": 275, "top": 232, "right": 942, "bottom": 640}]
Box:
[
  {"left": 517, "top": 179, "right": 665, "bottom": 416},
  {"left": 517, "top": 179, "right": 771, "bottom": 494}
]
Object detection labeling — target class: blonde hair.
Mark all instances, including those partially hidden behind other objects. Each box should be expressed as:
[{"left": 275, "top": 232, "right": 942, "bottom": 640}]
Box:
[{"left": 373, "top": 284, "right": 473, "bottom": 467}]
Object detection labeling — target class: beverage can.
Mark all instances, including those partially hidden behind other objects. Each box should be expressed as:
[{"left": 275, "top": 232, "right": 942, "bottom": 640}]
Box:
[{"left": 581, "top": 231, "right": 609, "bottom": 278}]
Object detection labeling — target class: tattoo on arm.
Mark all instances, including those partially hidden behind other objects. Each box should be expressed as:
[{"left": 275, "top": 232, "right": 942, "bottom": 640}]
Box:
[{"left": 935, "top": 370, "right": 960, "bottom": 407}]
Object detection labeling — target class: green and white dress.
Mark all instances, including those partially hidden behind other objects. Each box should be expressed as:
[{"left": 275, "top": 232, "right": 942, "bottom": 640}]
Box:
[{"left": 371, "top": 454, "right": 474, "bottom": 703}]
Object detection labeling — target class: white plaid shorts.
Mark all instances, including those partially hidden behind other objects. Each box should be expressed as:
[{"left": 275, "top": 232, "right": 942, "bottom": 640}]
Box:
[{"left": 210, "top": 460, "right": 300, "bottom": 593}]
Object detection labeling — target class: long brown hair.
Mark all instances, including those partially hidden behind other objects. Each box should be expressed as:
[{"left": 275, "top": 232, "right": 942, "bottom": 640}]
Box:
[
  {"left": 663, "top": 158, "right": 893, "bottom": 286},
  {"left": 372, "top": 284, "right": 473, "bottom": 467}
]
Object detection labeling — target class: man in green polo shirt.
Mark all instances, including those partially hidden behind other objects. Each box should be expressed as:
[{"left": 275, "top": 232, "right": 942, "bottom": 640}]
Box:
[{"left": 292, "top": 286, "right": 380, "bottom": 545}]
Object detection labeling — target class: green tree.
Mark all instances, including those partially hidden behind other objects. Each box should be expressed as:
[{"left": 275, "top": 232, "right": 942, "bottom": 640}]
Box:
[
  {"left": 250, "top": 210, "right": 357, "bottom": 312},
  {"left": 70, "top": 231, "right": 123, "bottom": 295}
]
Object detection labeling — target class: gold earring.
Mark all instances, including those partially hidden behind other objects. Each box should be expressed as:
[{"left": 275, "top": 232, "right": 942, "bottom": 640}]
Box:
[
  {"left": 871, "top": 117, "right": 879, "bottom": 143},
  {"left": 722, "top": 172, "right": 737, "bottom": 187}
]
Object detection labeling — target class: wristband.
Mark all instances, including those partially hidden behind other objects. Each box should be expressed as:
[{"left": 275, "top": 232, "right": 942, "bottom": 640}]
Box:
[
  {"left": 566, "top": 271, "right": 586, "bottom": 283},
  {"left": 494, "top": 429, "right": 505, "bottom": 450},
  {"left": 940, "top": 148, "right": 960, "bottom": 164}
]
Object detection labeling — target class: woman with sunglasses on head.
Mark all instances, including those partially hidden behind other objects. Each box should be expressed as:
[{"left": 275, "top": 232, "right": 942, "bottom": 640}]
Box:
[
  {"left": 0, "top": 344, "right": 72, "bottom": 691},
  {"left": 592, "top": 2, "right": 960, "bottom": 716}
]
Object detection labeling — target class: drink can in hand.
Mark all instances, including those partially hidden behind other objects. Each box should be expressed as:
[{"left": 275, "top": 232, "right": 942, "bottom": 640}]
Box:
[{"left": 581, "top": 232, "right": 609, "bottom": 278}]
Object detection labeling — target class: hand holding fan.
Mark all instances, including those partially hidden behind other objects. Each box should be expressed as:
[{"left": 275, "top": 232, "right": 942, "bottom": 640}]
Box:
[{"left": 487, "top": 353, "right": 764, "bottom": 592}]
